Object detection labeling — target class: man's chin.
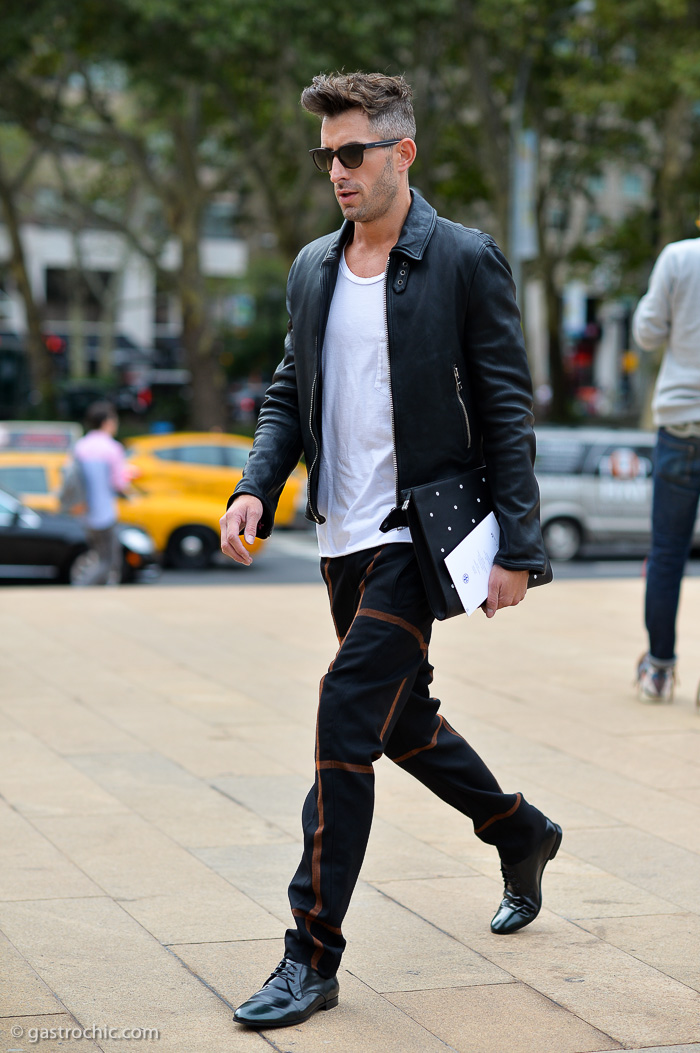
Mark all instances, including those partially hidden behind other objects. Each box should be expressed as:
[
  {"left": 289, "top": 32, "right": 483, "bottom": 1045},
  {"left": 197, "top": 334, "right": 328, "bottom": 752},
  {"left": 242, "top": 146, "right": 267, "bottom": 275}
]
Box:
[{"left": 338, "top": 201, "right": 363, "bottom": 221}]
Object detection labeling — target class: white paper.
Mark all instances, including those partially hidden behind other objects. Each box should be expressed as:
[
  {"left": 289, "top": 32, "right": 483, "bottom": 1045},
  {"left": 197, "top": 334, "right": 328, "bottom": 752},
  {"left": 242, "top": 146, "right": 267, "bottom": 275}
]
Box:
[{"left": 443, "top": 512, "right": 501, "bottom": 616}]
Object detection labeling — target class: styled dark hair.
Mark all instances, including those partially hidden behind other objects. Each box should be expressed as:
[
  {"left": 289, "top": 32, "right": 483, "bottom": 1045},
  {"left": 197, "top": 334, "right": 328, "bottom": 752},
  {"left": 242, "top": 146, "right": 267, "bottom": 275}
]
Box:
[
  {"left": 301, "top": 72, "right": 416, "bottom": 140},
  {"left": 85, "top": 400, "right": 117, "bottom": 432}
]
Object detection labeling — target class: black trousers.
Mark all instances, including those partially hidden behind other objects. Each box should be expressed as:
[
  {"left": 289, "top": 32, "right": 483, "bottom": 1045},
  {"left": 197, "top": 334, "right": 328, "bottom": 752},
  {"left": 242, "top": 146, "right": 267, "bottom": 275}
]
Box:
[{"left": 285, "top": 544, "right": 547, "bottom": 977}]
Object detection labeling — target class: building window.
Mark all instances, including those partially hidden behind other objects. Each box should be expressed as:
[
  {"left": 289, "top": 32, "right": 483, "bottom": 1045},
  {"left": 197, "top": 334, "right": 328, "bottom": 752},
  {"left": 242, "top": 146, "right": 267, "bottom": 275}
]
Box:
[
  {"left": 45, "top": 268, "right": 113, "bottom": 322},
  {"left": 154, "top": 276, "right": 173, "bottom": 326},
  {"left": 586, "top": 212, "right": 604, "bottom": 234},
  {"left": 622, "top": 172, "right": 644, "bottom": 200},
  {"left": 548, "top": 205, "right": 567, "bottom": 231},
  {"left": 201, "top": 200, "right": 236, "bottom": 240}
]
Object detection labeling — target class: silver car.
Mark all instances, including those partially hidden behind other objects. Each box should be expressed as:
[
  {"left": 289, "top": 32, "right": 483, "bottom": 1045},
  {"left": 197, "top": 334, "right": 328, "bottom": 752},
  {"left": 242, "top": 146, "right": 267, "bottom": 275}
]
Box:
[{"left": 535, "top": 427, "right": 700, "bottom": 561}]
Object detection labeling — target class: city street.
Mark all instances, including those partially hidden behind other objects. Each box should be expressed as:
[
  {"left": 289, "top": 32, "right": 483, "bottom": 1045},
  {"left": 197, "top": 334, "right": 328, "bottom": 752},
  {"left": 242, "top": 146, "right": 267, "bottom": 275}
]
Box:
[{"left": 157, "top": 527, "right": 700, "bottom": 587}]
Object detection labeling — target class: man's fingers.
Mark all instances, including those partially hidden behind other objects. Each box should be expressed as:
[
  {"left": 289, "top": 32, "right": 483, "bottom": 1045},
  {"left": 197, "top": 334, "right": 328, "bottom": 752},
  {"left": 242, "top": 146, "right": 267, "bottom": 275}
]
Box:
[
  {"left": 220, "top": 496, "right": 264, "bottom": 566},
  {"left": 483, "top": 581, "right": 500, "bottom": 619},
  {"left": 243, "top": 507, "right": 261, "bottom": 545},
  {"left": 481, "top": 566, "right": 529, "bottom": 618},
  {"left": 220, "top": 510, "right": 251, "bottom": 564}
]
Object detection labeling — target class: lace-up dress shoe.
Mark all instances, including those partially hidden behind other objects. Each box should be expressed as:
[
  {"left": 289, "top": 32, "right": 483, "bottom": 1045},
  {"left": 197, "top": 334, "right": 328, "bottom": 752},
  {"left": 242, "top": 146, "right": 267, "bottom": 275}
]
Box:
[
  {"left": 233, "top": 957, "right": 339, "bottom": 1029},
  {"left": 491, "top": 819, "right": 562, "bottom": 935}
]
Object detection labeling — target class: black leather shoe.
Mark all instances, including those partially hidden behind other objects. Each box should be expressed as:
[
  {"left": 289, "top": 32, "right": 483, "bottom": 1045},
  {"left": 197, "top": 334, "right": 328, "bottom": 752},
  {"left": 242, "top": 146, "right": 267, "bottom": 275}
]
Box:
[
  {"left": 233, "top": 957, "right": 339, "bottom": 1029},
  {"left": 490, "top": 819, "right": 562, "bottom": 935}
]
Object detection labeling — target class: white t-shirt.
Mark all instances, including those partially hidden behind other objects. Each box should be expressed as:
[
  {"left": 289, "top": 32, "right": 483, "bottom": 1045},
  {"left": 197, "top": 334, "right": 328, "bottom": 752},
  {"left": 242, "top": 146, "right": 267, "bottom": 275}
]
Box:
[{"left": 316, "top": 251, "right": 412, "bottom": 557}]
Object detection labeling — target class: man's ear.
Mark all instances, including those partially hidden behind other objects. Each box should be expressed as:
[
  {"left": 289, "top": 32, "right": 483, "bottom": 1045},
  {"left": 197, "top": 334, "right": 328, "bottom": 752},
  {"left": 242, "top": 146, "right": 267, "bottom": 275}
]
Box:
[{"left": 397, "top": 138, "right": 417, "bottom": 172}]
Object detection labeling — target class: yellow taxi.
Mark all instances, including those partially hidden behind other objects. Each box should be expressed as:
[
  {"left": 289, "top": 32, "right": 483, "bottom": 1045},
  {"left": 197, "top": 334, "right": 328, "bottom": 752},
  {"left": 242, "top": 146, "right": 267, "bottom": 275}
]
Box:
[
  {"left": 0, "top": 449, "right": 267, "bottom": 569},
  {"left": 124, "top": 432, "right": 305, "bottom": 528},
  {"left": 0, "top": 453, "right": 62, "bottom": 515}
]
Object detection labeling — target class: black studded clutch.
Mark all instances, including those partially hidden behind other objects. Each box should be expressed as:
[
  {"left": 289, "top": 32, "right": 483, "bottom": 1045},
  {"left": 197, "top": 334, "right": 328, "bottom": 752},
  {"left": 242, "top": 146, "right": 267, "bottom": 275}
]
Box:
[{"left": 403, "top": 467, "right": 553, "bottom": 620}]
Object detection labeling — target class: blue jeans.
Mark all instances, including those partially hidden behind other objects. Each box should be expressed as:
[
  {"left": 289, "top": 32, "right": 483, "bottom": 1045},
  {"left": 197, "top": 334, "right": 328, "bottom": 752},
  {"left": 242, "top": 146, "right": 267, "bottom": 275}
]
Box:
[{"left": 645, "top": 427, "right": 700, "bottom": 663}]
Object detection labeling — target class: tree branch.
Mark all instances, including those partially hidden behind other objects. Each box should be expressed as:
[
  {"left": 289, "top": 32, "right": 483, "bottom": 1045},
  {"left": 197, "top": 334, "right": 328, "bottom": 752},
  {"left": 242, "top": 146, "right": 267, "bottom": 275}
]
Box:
[
  {"left": 76, "top": 67, "right": 165, "bottom": 201},
  {"left": 47, "top": 143, "right": 168, "bottom": 273}
]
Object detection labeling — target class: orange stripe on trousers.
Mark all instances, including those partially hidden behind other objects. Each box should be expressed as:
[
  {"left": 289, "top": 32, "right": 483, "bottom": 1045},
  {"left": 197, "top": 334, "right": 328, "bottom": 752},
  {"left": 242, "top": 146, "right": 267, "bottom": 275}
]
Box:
[{"left": 474, "top": 792, "right": 522, "bottom": 834}]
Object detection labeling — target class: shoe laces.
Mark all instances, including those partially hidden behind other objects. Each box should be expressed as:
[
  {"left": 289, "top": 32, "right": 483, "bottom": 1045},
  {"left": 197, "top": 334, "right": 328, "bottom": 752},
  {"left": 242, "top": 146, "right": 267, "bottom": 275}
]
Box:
[
  {"left": 265, "top": 957, "right": 301, "bottom": 988},
  {"left": 500, "top": 862, "right": 525, "bottom": 900}
]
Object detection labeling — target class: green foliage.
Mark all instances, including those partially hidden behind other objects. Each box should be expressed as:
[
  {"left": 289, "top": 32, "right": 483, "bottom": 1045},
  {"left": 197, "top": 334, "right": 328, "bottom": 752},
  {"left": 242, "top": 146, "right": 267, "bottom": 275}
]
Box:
[
  {"left": 2, "top": 0, "right": 700, "bottom": 422},
  {"left": 215, "top": 254, "right": 290, "bottom": 381}
]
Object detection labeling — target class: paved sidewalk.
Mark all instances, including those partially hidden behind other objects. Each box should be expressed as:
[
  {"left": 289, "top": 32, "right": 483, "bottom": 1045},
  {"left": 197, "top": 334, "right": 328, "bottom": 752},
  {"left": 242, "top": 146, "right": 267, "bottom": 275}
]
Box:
[{"left": 1, "top": 577, "right": 700, "bottom": 1053}]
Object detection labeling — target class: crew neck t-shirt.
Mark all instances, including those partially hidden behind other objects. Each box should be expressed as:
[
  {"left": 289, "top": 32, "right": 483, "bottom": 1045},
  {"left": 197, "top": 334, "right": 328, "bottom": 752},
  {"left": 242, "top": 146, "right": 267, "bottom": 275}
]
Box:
[{"left": 315, "top": 251, "right": 412, "bottom": 558}]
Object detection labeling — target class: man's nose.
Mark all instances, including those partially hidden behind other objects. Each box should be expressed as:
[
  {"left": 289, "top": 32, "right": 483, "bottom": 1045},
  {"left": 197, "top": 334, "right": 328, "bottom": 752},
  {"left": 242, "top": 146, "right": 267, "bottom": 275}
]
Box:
[{"left": 329, "top": 157, "right": 350, "bottom": 182}]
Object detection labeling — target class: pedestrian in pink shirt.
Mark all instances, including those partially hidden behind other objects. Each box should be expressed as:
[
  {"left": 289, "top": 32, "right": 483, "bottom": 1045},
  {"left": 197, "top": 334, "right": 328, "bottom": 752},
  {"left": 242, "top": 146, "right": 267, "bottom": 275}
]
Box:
[{"left": 73, "top": 401, "right": 130, "bottom": 585}]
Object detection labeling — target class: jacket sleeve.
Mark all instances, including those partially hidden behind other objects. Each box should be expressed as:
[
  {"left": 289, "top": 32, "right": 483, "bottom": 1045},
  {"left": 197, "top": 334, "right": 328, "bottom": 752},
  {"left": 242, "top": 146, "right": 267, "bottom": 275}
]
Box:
[
  {"left": 463, "top": 238, "right": 547, "bottom": 573},
  {"left": 228, "top": 263, "right": 304, "bottom": 537},
  {"left": 632, "top": 246, "right": 674, "bottom": 351}
]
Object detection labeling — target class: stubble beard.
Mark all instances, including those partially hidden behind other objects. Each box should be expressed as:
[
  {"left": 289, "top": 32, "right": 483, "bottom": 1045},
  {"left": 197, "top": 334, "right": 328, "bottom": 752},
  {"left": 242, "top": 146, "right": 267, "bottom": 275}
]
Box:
[{"left": 337, "top": 156, "right": 400, "bottom": 224}]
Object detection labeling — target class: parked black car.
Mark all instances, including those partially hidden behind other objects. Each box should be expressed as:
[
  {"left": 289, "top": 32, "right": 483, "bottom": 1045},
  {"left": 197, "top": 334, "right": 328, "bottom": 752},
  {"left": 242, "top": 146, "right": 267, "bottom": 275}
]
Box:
[{"left": 0, "top": 486, "right": 159, "bottom": 584}]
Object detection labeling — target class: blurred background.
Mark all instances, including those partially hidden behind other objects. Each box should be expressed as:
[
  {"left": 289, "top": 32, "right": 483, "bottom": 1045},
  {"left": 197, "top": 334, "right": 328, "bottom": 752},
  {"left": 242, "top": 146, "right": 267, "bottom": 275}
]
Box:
[
  {"left": 2, "top": 0, "right": 700, "bottom": 583},
  {"left": 1, "top": 0, "right": 699, "bottom": 433}
]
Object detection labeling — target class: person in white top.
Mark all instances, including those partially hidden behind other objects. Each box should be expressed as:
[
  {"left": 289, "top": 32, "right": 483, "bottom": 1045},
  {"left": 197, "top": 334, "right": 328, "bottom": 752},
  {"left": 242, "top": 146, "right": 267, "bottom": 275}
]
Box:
[
  {"left": 221, "top": 72, "right": 559, "bottom": 1029},
  {"left": 632, "top": 233, "right": 700, "bottom": 701}
]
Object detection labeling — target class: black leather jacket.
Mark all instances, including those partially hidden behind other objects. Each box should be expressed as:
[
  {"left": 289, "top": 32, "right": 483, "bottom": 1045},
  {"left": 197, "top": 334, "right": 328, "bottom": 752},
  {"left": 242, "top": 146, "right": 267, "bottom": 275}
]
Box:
[{"left": 231, "top": 191, "right": 546, "bottom": 573}]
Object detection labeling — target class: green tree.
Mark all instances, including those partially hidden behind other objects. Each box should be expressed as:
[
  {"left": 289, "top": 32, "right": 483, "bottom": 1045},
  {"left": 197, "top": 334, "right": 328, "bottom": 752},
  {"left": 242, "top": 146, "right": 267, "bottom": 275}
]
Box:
[
  {"left": 575, "top": 0, "right": 700, "bottom": 256},
  {"left": 1, "top": 0, "right": 454, "bottom": 424},
  {"left": 6, "top": 0, "right": 699, "bottom": 428}
]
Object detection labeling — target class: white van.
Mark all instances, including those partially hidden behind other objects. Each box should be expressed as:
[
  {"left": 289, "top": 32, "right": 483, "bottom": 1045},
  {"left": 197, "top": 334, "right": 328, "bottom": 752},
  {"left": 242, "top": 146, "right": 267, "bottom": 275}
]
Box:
[{"left": 535, "top": 427, "right": 700, "bottom": 560}]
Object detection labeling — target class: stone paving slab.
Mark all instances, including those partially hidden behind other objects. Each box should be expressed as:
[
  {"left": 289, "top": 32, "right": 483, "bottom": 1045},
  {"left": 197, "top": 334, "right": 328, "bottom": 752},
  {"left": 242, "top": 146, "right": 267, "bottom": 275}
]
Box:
[
  {"left": 0, "top": 1017, "right": 103, "bottom": 1052},
  {"left": 1, "top": 577, "right": 700, "bottom": 1053},
  {"left": 386, "top": 984, "right": 618, "bottom": 1053}
]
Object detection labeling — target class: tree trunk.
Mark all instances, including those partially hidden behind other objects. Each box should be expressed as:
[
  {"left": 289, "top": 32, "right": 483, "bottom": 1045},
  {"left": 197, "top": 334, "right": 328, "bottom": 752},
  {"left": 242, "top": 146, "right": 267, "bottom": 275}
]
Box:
[
  {"left": 457, "top": 0, "right": 510, "bottom": 244},
  {"left": 656, "top": 96, "right": 693, "bottom": 252},
  {"left": 97, "top": 267, "right": 124, "bottom": 379},
  {"left": 178, "top": 219, "right": 226, "bottom": 430},
  {"left": 542, "top": 259, "right": 569, "bottom": 422},
  {"left": 68, "top": 285, "right": 86, "bottom": 379},
  {"left": 0, "top": 167, "right": 53, "bottom": 412}
]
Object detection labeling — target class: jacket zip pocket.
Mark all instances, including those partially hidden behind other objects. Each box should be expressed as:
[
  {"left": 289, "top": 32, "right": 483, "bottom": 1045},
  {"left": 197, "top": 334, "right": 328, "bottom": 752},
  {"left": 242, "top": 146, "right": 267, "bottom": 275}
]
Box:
[{"left": 453, "top": 364, "right": 472, "bottom": 449}]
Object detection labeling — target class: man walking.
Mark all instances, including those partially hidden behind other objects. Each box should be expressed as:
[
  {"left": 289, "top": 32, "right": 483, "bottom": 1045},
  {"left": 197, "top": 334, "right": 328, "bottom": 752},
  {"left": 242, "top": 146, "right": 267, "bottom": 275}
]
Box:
[
  {"left": 72, "top": 401, "right": 130, "bottom": 585},
  {"left": 220, "top": 72, "right": 561, "bottom": 1029},
  {"left": 633, "top": 232, "right": 700, "bottom": 701}
]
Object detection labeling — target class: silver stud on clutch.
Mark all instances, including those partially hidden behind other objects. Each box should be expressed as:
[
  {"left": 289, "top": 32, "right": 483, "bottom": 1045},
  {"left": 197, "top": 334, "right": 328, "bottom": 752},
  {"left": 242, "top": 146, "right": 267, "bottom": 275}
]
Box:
[
  {"left": 472, "top": 518, "right": 476, "bottom": 523},
  {"left": 454, "top": 505, "right": 458, "bottom": 509},
  {"left": 477, "top": 498, "right": 481, "bottom": 503},
  {"left": 429, "top": 512, "right": 434, "bottom": 517},
  {"left": 459, "top": 484, "right": 464, "bottom": 489},
  {"left": 435, "top": 491, "right": 440, "bottom": 496},
  {"left": 440, "top": 547, "right": 445, "bottom": 553},
  {"left": 448, "top": 526, "right": 452, "bottom": 531}
]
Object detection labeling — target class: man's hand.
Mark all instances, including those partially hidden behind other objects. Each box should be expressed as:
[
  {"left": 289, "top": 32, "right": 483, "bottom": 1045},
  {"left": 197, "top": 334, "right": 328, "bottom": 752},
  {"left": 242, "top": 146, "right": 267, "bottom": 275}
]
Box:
[
  {"left": 220, "top": 495, "right": 264, "bottom": 566},
  {"left": 481, "top": 565, "right": 529, "bottom": 619}
]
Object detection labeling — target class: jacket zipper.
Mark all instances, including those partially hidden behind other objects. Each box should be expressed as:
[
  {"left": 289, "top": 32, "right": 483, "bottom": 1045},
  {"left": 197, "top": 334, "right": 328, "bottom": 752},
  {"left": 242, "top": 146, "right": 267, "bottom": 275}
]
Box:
[
  {"left": 384, "top": 255, "right": 401, "bottom": 509},
  {"left": 307, "top": 254, "right": 336, "bottom": 524},
  {"left": 453, "top": 364, "right": 472, "bottom": 449},
  {"left": 306, "top": 370, "right": 322, "bottom": 522}
]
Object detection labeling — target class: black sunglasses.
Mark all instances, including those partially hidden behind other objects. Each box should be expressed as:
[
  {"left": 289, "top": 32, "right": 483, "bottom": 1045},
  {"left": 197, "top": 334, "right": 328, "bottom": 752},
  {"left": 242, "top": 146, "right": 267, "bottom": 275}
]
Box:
[{"left": 309, "top": 139, "right": 402, "bottom": 172}]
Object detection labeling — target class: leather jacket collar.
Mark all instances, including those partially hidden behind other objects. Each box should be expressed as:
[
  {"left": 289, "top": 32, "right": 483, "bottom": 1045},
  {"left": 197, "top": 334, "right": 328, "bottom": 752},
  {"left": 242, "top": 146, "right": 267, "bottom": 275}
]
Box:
[{"left": 322, "top": 190, "right": 438, "bottom": 266}]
